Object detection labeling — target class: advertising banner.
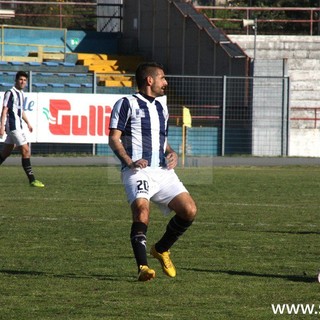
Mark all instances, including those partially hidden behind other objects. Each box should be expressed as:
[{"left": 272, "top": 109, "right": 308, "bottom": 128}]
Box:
[{"left": 0, "top": 92, "right": 127, "bottom": 144}]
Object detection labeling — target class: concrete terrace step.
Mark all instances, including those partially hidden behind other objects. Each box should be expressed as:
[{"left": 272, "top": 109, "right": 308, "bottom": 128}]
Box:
[
  {"left": 291, "top": 81, "right": 320, "bottom": 91},
  {"left": 288, "top": 58, "right": 320, "bottom": 70},
  {"left": 291, "top": 90, "right": 320, "bottom": 101},
  {"left": 229, "top": 35, "right": 320, "bottom": 59},
  {"left": 80, "top": 59, "right": 119, "bottom": 67},
  {"left": 0, "top": 62, "right": 89, "bottom": 73},
  {"left": 290, "top": 100, "right": 320, "bottom": 108},
  {"left": 99, "top": 79, "right": 133, "bottom": 87},
  {"left": 230, "top": 35, "right": 320, "bottom": 45},
  {"left": 238, "top": 49, "right": 320, "bottom": 59},
  {"left": 98, "top": 75, "right": 134, "bottom": 81},
  {"left": 233, "top": 39, "right": 320, "bottom": 51},
  {"left": 32, "top": 73, "right": 93, "bottom": 84},
  {"left": 88, "top": 65, "right": 123, "bottom": 73},
  {"left": 288, "top": 70, "right": 320, "bottom": 81},
  {"left": 77, "top": 53, "right": 143, "bottom": 61}
]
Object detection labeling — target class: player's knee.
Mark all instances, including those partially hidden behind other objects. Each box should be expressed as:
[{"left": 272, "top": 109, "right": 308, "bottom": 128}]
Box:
[
  {"left": 20, "top": 146, "right": 30, "bottom": 158},
  {"left": 133, "top": 211, "right": 150, "bottom": 225},
  {"left": 178, "top": 200, "right": 197, "bottom": 221},
  {"left": 131, "top": 201, "right": 150, "bottom": 224},
  {"left": 186, "top": 201, "right": 197, "bottom": 221}
]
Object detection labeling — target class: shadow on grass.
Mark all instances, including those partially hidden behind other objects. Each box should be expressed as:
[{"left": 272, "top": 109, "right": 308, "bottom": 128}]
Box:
[
  {"left": 0, "top": 269, "right": 124, "bottom": 281},
  {"left": 2, "top": 268, "right": 317, "bottom": 283},
  {"left": 181, "top": 268, "right": 317, "bottom": 283}
]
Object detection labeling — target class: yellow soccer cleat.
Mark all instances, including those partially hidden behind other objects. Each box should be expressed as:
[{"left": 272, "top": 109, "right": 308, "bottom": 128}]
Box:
[
  {"left": 138, "top": 265, "right": 156, "bottom": 281},
  {"left": 30, "top": 180, "right": 45, "bottom": 188},
  {"left": 150, "top": 245, "right": 176, "bottom": 278}
]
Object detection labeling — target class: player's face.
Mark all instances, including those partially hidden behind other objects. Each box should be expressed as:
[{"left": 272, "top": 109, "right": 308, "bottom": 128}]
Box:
[
  {"left": 150, "top": 68, "right": 168, "bottom": 97},
  {"left": 15, "top": 76, "right": 27, "bottom": 90}
]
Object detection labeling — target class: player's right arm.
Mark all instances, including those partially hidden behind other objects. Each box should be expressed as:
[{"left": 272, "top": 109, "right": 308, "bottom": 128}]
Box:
[
  {"left": 0, "top": 105, "right": 8, "bottom": 137},
  {"left": 109, "top": 97, "right": 148, "bottom": 169},
  {"left": 109, "top": 128, "right": 134, "bottom": 168},
  {"left": 0, "top": 90, "right": 11, "bottom": 137},
  {"left": 109, "top": 98, "right": 135, "bottom": 168},
  {"left": 109, "top": 129, "right": 148, "bottom": 169}
]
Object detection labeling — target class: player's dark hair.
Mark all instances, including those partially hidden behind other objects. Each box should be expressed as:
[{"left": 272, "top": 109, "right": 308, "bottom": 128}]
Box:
[
  {"left": 135, "top": 62, "right": 164, "bottom": 89},
  {"left": 15, "top": 71, "right": 28, "bottom": 81}
]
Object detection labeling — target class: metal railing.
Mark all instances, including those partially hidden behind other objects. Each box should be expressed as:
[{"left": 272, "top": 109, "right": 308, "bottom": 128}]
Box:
[
  {"left": 290, "top": 107, "right": 320, "bottom": 129},
  {"left": 195, "top": 6, "right": 320, "bottom": 36},
  {"left": 0, "top": 2, "right": 319, "bottom": 35}
]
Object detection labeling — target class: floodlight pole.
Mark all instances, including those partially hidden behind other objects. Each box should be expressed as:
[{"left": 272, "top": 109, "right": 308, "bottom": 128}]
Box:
[
  {"left": 253, "top": 18, "right": 257, "bottom": 60},
  {"left": 242, "top": 18, "right": 258, "bottom": 60}
]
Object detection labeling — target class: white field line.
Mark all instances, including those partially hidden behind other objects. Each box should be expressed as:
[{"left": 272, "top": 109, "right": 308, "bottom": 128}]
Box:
[
  {"left": 201, "top": 201, "right": 319, "bottom": 208},
  {"left": 0, "top": 216, "right": 317, "bottom": 229},
  {"left": 1, "top": 197, "right": 315, "bottom": 208},
  {"left": 1, "top": 197, "right": 124, "bottom": 202}
]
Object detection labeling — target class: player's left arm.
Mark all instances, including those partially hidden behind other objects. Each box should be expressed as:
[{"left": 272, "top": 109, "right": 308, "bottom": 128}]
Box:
[
  {"left": 22, "top": 111, "right": 33, "bottom": 133},
  {"left": 165, "top": 143, "right": 178, "bottom": 169}
]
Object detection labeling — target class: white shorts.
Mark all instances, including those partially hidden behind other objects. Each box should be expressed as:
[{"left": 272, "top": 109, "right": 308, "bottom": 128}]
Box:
[
  {"left": 121, "top": 166, "right": 188, "bottom": 215},
  {"left": 4, "top": 129, "right": 28, "bottom": 146}
]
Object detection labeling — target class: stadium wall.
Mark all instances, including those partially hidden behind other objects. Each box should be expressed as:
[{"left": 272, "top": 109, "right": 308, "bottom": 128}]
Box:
[
  {"left": 0, "top": 27, "right": 119, "bottom": 57},
  {"left": 121, "top": 0, "right": 249, "bottom": 77}
]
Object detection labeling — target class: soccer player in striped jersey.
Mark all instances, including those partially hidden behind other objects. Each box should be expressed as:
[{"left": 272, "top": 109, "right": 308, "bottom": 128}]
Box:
[
  {"left": 0, "top": 71, "right": 44, "bottom": 187},
  {"left": 109, "top": 62, "right": 197, "bottom": 281}
]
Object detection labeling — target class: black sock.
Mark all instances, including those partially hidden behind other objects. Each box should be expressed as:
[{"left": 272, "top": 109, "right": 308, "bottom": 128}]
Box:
[
  {"left": 22, "top": 158, "right": 35, "bottom": 183},
  {"left": 130, "top": 222, "right": 148, "bottom": 271},
  {"left": 155, "top": 215, "right": 194, "bottom": 253},
  {"left": 0, "top": 155, "right": 5, "bottom": 165}
]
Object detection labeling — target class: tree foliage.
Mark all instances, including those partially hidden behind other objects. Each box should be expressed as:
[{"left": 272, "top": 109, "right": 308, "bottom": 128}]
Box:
[
  {"left": 1, "top": 0, "right": 96, "bottom": 30},
  {"left": 203, "top": 0, "right": 320, "bottom": 35}
]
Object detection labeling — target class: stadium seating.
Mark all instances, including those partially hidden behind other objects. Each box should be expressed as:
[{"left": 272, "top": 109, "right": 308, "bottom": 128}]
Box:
[
  {"left": 0, "top": 52, "right": 143, "bottom": 93},
  {"left": 76, "top": 53, "right": 143, "bottom": 88},
  {"left": 0, "top": 82, "right": 12, "bottom": 90},
  {"left": 1, "top": 50, "right": 144, "bottom": 95},
  {"left": 0, "top": 59, "right": 96, "bottom": 93}
]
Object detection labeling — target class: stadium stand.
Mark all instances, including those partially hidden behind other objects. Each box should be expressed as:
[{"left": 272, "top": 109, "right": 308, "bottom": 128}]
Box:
[
  {"left": 76, "top": 53, "right": 143, "bottom": 88},
  {"left": 0, "top": 53, "right": 142, "bottom": 93},
  {"left": 0, "top": 57, "right": 96, "bottom": 93},
  {"left": 0, "top": 24, "right": 143, "bottom": 93}
]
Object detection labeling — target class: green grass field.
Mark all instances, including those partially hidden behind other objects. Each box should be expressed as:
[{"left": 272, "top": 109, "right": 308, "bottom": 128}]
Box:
[{"left": 1, "top": 164, "right": 320, "bottom": 319}]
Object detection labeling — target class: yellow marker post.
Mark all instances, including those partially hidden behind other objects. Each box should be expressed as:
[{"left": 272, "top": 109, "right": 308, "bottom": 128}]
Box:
[{"left": 182, "top": 107, "right": 192, "bottom": 168}]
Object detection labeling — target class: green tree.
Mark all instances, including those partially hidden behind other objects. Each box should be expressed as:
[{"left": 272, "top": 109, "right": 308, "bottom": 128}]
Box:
[
  {"left": 212, "top": 0, "right": 319, "bottom": 34},
  {"left": 4, "top": 0, "right": 96, "bottom": 30}
]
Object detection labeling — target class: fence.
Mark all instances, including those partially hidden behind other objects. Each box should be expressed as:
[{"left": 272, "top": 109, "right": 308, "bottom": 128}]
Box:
[
  {"left": 0, "top": 74, "right": 289, "bottom": 163},
  {"left": 1, "top": 1, "right": 319, "bottom": 36},
  {"left": 195, "top": 6, "right": 320, "bottom": 36},
  {"left": 165, "top": 75, "right": 289, "bottom": 162}
]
